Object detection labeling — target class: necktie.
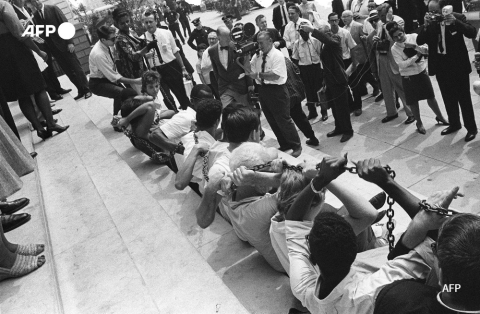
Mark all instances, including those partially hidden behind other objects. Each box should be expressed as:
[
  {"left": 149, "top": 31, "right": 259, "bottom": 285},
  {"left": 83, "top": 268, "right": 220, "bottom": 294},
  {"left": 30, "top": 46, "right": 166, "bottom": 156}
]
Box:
[
  {"left": 108, "top": 47, "right": 116, "bottom": 71},
  {"left": 294, "top": 22, "right": 299, "bottom": 40},
  {"left": 220, "top": 46, "right": 229, "bottom": 50},
  {"left": 261, "top": 53, "right": 267, "bottom": 85},
  {"left": 152, "top": 33, "right": 164, "bottom": 64},
  {"left": 281, "top": 5, "right": 287, "bottom": 26},
  {"left": 38, "top": 9, "right": 44, "bottom": 21}
]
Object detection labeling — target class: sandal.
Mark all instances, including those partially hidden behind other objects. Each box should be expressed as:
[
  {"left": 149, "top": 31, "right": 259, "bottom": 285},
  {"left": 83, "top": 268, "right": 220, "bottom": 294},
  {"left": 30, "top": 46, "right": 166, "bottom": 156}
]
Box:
[
  {"left": 0, "top": 254, "right": 45, "bottom": 282},
  {"left": 15, "top": 244, "right": 45, "bottom": 256}
]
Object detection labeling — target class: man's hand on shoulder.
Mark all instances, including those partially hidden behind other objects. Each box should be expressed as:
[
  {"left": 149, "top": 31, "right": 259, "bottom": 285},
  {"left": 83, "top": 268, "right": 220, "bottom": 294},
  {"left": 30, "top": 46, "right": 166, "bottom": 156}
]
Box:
[{"left": 68, "top": 44, "right": 75, "bottom": 53}]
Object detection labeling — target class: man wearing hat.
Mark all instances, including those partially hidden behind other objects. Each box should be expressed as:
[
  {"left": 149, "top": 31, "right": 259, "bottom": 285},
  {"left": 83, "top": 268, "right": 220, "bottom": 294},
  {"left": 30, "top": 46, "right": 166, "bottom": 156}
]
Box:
[
  {"left": 188, "top": 18, "right": 215, "bottom": 50},
  {"left": 222, "top": 15, "right": 234, "bottom": 30}
]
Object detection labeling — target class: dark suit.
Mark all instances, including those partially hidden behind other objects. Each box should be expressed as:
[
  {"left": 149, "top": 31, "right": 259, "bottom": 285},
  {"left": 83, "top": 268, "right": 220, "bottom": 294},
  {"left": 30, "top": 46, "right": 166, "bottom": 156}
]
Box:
[
  {"left": 12, "top": 5, "right": 62, "bottom": 98},
  {"left": 33, "top": 4, "right": 89, "bottom": 94},
  {"left": 312, "top": 29, "right": 353, "bottom": 134},
  {"left": 253, "top": 28, "right": 286, "bottom": 49},
  {"left": 208, "top": 43, "right": 253, "bottom": 107},
  {"left": 417, "top": 14, "right": 477, "bottom": 132},
  {"left": 272, "top": 4, "right": 288, "bottom": 36}
]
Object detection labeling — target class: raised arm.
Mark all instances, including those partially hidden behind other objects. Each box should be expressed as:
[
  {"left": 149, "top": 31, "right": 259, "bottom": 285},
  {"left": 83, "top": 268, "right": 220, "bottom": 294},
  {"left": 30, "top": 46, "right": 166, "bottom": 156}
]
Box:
[
  {"left": 196, "top": 171, "right": 224, "bottom": 228},
  {"left": 175, "top": 142, "right": 209, "bottom": 190}
]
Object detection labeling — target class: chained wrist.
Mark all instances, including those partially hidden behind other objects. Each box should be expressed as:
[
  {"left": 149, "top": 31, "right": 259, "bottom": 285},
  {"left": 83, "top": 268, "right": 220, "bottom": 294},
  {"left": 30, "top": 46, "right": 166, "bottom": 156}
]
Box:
[{"left": 311, "top": 177, "right": 327, "bottom": 193}]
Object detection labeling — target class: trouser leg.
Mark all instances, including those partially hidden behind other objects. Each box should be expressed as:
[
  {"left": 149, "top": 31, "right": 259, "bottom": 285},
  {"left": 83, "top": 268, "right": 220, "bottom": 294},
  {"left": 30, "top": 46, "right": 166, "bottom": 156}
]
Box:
[
  {"left": 378, "top": 56, "right": 397, "bottom": 117},
  {"left": 89, "top": 78, "right": 124, "bottom": 115},
  {"left": 290, "top": 100, "right": 315, "bottom": 139},
  {"left": 49, "top": 45, "right": 89, "bottom": 93},
  {"left": 158, "top": 62, "right": 191, "bottom": 110},
  {"left": 436, "top": 72, "right": 462, "bottom": 129},
  {"left": 327, "top": 84, "right": 352, "bottom": 134},
  {"left": 456, "top": 74, "right": 477, "bottom": 132}
]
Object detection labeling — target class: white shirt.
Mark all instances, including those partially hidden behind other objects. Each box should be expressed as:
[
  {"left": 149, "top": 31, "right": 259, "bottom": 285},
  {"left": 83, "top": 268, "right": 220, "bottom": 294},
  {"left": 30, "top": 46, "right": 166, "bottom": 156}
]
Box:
[
  {"left": 391, "top": 33, "right": 427, "bottom": 77},
  {"left": 292, "top": 36, "right": 322, "bottom": 65},
  {"left": 283, "top": 17, "right": 310, "bottom": 50},
  {"left": 159, "top": 107, "right": 196, "bottom": 140},
  {"left": 363, "top": 19, "right": 374, "bottom": 35},
  {"left": 200, "top": 44, "right": 229, "bottom": 74},
  {"left": 196, "top": 58, "right": 210, "bottom": 84},
  {"left": 217, "top": 44, "right": 229, "bottom": 69},
  {"left": 226, "top": 193, "right": 284, "bottom": 272},
  {"left": 335, "top": 27, "right": 356, "bottom": 60},
  {"left": 143, "top": 28, "right": 180, "bottom": 67},
  {"left": 89, "top": 41, "right": 122, "bottom": 83},
  {"left": 286, "top": 220, "right": 435, "bottom": 314},
  {"left": 250, "top": 47, "right": 287, "bottom": 85}
]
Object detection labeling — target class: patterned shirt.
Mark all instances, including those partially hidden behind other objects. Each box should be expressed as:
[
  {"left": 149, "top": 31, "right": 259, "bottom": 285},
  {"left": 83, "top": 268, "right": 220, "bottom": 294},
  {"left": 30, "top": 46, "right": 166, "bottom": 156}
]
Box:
[{"left": 115, "top": 30, "right": 145, "bottom": 79}]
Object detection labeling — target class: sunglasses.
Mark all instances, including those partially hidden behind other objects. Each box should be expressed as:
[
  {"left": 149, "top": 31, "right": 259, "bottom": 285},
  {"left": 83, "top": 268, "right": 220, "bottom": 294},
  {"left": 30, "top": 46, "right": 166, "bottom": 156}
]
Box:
[{"left": 431, "top": 242, "right": 437, "bottom": 255}]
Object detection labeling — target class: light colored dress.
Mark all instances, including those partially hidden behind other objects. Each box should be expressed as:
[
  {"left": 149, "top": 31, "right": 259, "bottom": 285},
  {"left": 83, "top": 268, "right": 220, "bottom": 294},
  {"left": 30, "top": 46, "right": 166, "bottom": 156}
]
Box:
[
  {"left": 0, "top": 116, "right": 34, "bottom": 199},
  {"left": 298, "top": 1, "right": 317, "bottom": 19}
]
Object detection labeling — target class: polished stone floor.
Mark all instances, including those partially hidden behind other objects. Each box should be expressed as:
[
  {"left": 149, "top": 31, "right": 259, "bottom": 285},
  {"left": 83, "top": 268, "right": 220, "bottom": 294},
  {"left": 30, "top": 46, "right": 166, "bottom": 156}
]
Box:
[{"left": 2, "top": 6, "right": 480, "bottom": 314}]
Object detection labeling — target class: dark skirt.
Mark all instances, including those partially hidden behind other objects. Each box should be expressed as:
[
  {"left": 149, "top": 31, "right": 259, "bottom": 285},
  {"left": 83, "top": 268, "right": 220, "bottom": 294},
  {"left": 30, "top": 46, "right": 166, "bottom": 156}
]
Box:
[
  {"left": 0, "top": 33, "right": 45, "bottom": 102},
  {"left": 402, "top": 70, "right": 435, "bottom": 104}
]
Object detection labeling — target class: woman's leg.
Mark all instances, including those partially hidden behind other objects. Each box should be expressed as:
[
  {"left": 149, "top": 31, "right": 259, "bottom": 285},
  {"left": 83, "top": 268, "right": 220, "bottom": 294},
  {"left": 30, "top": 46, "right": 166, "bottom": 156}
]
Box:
[
  {"left": 33, "top": 90, "right": 55, "bottom": 128},
  {"left": 17, "top": 96, "right": 43, "bottom": 131},
  {"left": 0, "top": 222, "right": 44, "bottom": 269},
  {"left": 426, "top": 98, "right": 448, "bottom": 123}
]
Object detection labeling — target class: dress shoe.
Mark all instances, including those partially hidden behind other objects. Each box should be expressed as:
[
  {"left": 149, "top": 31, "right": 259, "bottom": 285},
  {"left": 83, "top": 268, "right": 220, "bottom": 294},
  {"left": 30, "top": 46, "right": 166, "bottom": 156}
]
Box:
[
  {"left": 306, "top": 137, "right": 319, "bottom": 146},
  {"left": 417, "top": 123, "right": 426, "bottom": 135},
  {"left": 84, "top": 91, "right": 93, "bottom": 99},
  {"left": 340, "top": 133, "right": 353, "bottom": 142},
  {"left": 371, "top": 88, "right": 380, "bottom": 97},
  {"left": 381, "top": 114, "right": 398, "bottom": 123},
  {"left": 369, "top": 192, "right": 386, "bottom": 210},
  {"left": 1, "top": 213, "right": 31, "bottom": 233},
  {"left": 396, "top": 101, "right": 401, "bottom": 109},
  {"left": 37, "top": 129, "right": 52, "bottom": 140},
  {"left": 50, "top": 94, "right": 62, "bottom": 101},
  {"left": 30, "top": 152, "right": 37, "bottom": 159},
  {"left": 47, "top": 124, "right": 69, "bottom": 135},
  {"left": 56, "top": 88, "right": 72, "bottom": 94},
  {"left": 435, "top": 117, "right": 449, "bottom": 125},
  {"left": 0, "top": 198, "right": 30, "bottom": 215},
  {"left": 404, "top": 116, "right": 416, "bottom": 125},
  {"left": 441, "top": 126, "right": 461, "bottom": 136},
  {"left": 73, "top": 93, "right": 85, "bottom": 100},
  {"left": 291, "top": 146, "right": 302, "bottom": 157},
  {"left": 52, "top": 108, "right": 62, "bottom": 115},
  {"left": 40, "top": 119, "right": 57, "bottom": 128},
  {"left": 374, "top": 93, "right": 383, "bottom": 102},
  {"left": 327, "top": 129, "right": 343, "bottom": 138},
  {"left": 354, "top": 109, "right": 362, "bottom": 116},
  {"left": 465, "top": 131, "right": 477, "bottom": 142},
  {"left": 307, "top": 111, "right": 318, "bottom": 120}
]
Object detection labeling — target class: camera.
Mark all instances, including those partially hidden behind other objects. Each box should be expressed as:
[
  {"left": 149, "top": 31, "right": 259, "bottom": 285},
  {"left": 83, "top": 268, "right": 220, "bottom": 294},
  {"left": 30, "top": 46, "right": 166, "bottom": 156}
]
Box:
[
  {"left": 230, "top": 22, "right": 259, "bottom": 56},
  {"left": 425, "top": 12, "right": 444, "bottom": 23}
]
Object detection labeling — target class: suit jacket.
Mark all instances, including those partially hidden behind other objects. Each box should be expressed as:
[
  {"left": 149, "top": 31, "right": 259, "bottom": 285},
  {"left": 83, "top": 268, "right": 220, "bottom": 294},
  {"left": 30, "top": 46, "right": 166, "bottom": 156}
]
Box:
[
  {"left": 208, "top": 43, "right": 253, "bottom": 95},
  {"left": 347, "top": 21, "right": 367, "bottom": 64},
  {"left": 32, "top": 4, "right": 73, "bottom": 52},
  {"left": 253, "top": 28, "right": 286, "bottom": 49},
  {"left": 272, "top": 4, "right": 287, "bottom": 34},
  {"left": 311, "top": 29, "right": 348, "bottom": 86},
  {"left": 416, "top": 13, "right": 476, "bottom": 76}
]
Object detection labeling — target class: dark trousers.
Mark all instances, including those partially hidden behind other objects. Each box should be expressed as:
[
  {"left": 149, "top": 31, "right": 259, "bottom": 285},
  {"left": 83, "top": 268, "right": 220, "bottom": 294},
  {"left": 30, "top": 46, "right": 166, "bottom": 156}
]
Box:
[
  {"left": 89, "top": 78, "right": 124, "bottom": 115},
  {"left": 39, "top": 44, "right": 62, "bottom": 97},
  {"left": 326, "top": 84, "right": 353, "bottom": 134},
  {"left": 46, "top": 41, "right": 89, "bottom": 94},
  {"left": 0, "top": 88, "right": 19, "bottom": 139},
  {"left": 209, "top": 72, "right": 220, "bottom": 99},
  {"left": 258, "top": 84, "right": 301, "bottom": 150},
  {"left": 168, "top": 23, "right": 185, "bottom": 44},
  {"left": 436, "top": 69, "right": 477, "bottom": 132},
  {"left": 155, "top": 61, "right": 191, "bottom": 110},
  {"left": 179, "top": 18, "right": 192, "bottom": 37},
  {"left": 349, "top": 62, "right": 377, "bottom": 111},
  {"left": 299, "top": 64, "right": 323, "bottom": 103},
  {"left": 290, "top": 100, "right": 315, "bottom": 139},
  {"left": 342, "top": 58, "right": 356, "bottom": 110}
]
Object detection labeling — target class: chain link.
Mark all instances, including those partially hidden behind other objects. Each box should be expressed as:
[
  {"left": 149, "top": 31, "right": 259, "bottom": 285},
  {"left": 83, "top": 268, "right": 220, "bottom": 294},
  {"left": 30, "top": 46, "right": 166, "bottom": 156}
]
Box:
[
  {"left": 419, "top": 200, "right": 457, "bottom": 216},
  {"left": 194, "top": 132, "right": 210, "bottom": 182}
]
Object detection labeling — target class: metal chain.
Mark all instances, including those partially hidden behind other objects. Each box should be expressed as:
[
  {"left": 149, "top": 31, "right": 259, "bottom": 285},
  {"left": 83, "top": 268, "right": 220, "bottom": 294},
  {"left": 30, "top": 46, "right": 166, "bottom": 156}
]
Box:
[
  {"left": 419, "top": 200, "right": 457, "bottom": 216},
  {"left": 384, "top": 165, "right": 396, "bottom": 252},
  {"left": 194, "top": 132, "right": 210, "bottom": 182}
]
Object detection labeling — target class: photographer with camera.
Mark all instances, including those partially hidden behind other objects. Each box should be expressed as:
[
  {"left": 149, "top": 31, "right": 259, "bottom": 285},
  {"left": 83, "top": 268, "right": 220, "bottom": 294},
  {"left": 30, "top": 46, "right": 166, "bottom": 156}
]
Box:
[{"left": 417, "top": 0, "right": 478, "bottom": 142}]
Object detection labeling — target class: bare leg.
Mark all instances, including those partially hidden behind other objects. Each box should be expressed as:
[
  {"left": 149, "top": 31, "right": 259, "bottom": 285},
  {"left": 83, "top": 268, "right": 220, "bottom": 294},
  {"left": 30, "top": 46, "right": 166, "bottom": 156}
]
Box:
[
  {"left": 426, "top": 98, "right": 448, "bottom": 123},
  {"left": 17, "top": 96, "right": 44, "bottom": 131},
  {"left": 408, "top": 101, "right": 426, "bottom": 134},
  {"left": 33, "top": 90, "right": 55, "bottom": 128},
  {"left": 0, "top": 222, "right": 44, "bottom": 268}
]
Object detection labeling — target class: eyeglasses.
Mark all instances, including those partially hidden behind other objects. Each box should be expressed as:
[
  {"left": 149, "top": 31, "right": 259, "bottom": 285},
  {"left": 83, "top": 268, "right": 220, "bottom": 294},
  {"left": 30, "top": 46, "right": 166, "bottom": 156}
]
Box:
[
  {"left": 106, "top": 37, "right": 116, "bottom": 42},
  {"left": 431, "top": 242, "right": 437, "bottom": 255},
  {"left": 328, "top": 19, "right": 339, "bottom": 23}
]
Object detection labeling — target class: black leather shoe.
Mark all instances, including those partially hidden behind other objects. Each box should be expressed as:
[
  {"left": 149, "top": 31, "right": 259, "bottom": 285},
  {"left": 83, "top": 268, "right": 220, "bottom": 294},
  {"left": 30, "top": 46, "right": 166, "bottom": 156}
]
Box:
[
  {"left": 307, "top": 111, "right": 318, "bottom": 120},
  {"left": 56, "top": 88, "right": 72, "bottom": 94},
  {"left": 369, "top": 192, "right": 386, "bottom": 209},
  {"left": 306, "top": 137, "right": 319, "bottom": 146},
  {"left": 41, "top": 119, "right": 57, "bottom": 128},
  {"left": 374, "top": 93, "right": 383, "bottom": 102},
  {"left": 327, "top": 129, "right": 343, "bottom": 137},
  {"left": 354, "top": 109, "right": 362, "bottom": 116},
  {"left": 381, "top": 114, "right": 398, "bottom": 123},
  {"left": 47, "top": 124, "right": 69, "bottom": 135},
  {"left": 340, "top": 133, "right": 353, "bottom": 142},
  {"left": 441, "top": 126, "right": 461, "bottom": 136},
  {"left": 1, "top": 213, "right": 31, "bottom": 233},
  {"left": 74, "top": 93, "right": 85, "bottom": 100},
  {"left": 84, "top": 91, "right": 93, "bottom": 99},
  {"left": 371, "top": 88, "right": 380, "bottom": 97},
  {"left": 465, "top": 131, "right": 477, "bottom": 142},
  {"left": 30, "top": 152, "right": 37, "bottom": 159},
  {"left": 404, "top": 116, "right": 416, "bottom": 125},
  {"left": 50, "top": 94, "right": 62, "bottom": 101},
  {"left": 0, "top": 198, "right": 30, "bottom": 215},
  {"left": 52, "top": 108, "right": 62, "bottom": 115}
]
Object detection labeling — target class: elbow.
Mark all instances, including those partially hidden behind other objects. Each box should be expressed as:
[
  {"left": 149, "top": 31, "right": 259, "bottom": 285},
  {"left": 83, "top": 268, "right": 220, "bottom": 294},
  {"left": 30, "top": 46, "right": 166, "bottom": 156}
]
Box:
[
  {"left": 196, "top": 213, "right": 211, "bottom": 229},
  {"left": 174, "top": 180, "right": 187, "bottom": 191}
]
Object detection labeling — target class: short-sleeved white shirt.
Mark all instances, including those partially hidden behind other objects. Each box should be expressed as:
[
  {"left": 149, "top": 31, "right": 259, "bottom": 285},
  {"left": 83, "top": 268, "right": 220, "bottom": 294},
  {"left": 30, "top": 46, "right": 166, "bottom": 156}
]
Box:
[
  {"left": 159, "top": 107, "right": 196, "bottom": 140},
  {"left": 143, "top": 28, "right": 180, "bottom": 67},
  {"left": 250, "top": 47, "right": 288, "bottom": 85},
  {"left": 335, "top": 27, "right": 357, "bottom": 60}
]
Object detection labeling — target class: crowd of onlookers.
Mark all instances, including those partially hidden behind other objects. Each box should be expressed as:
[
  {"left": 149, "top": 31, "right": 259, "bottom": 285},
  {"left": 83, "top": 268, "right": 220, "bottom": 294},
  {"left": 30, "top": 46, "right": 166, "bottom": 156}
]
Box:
[{"left": 1, "top": 0, "right": 480, "bottom": 312}]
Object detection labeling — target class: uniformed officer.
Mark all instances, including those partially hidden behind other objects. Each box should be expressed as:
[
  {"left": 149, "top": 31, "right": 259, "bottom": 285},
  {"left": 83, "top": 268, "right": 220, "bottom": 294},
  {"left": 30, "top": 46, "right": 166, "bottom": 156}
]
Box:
[
  {"left": 222, "top": 14, "right": 234, "bottom": 30},
  {"left": 187, "top": 18, "right": 215, "bottom": 50}
]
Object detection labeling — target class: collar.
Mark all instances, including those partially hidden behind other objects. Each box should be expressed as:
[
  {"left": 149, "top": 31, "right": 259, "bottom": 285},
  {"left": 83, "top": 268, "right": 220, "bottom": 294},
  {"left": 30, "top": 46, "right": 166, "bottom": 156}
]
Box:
[
  {"left": 315, "top": 268, "right": 356, "bottom": 304},
  {"left": 437, "top": 293, "right": 480, "bottom": 313}
]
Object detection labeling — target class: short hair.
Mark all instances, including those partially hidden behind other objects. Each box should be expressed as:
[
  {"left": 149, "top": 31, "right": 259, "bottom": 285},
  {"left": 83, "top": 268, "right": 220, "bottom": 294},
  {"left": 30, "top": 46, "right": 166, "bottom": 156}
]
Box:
[
  {"left": 437, "top": 214, "right": 480, "bottom": 304},
  {"left": 197, "top": 43, "right": 208, "bottom": 51},
  {"left": 97, "top": 25, "right": 116, "bottom": 40},
  {"left": 196, "top": 99, "right": 222, "bottom": 130},
  {"left": 288, "top": 5, "right": 301, "bottom": 14},
  {"left": 191, "top": 84, "right": 213, "bottom": 101},
  {"left": 308, "top": 212, "right": 357, "bottom": 276},
  {"left": 120, "top": 97, "right": 151, "bottom": 125},
  {"left": 257, "top": 30, "right": 272, "bottom": 41},
  {"left": 221, "top": 103, "right": 260, "bottom": 144},
  {"left": 229, "top": 142, "right": 273, "bottom": 171},
  {"left": 208, "top": 31, "right": 217, "bottom": 38},
  {"left": 328, "top": 12, "right": 338, "bottom": 20},
  {"left": 386, "top": 21, "right": 402, "bottom": 38},
  {"left": 255, "top": 14, "right": 266, "bottom": 24},
  {"left": 377, "top": 2, "right": 391, "bottom": 14},
  {"left": 342, "top": 10, "right": 353, "bottom": 16},
  {"left": 112, "top": 7, "right": 128, "bottom": 22},
  {"left": 143, "top": 9, "right": 157, "bottom": 20},
  {"left": 141, "top": 70, "right": 160, "bottom": 94}
]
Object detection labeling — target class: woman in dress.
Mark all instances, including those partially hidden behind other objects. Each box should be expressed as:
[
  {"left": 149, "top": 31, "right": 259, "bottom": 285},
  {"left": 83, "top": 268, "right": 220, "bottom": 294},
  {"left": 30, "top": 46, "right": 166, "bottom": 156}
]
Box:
[
  {"left": 299, "top": 0, "right": 317, "bottom": 19},
  {"left": 388, "top": 21, "right": 448, "bottom": 134},
  {"left": 0, "top": 0, "right": 68, "bottom": 140}
]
